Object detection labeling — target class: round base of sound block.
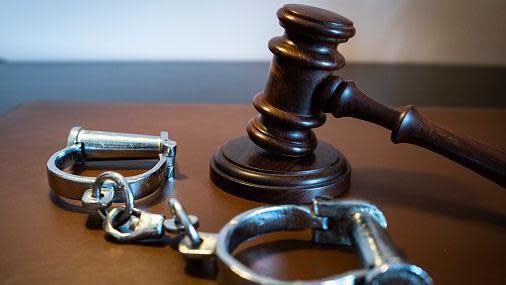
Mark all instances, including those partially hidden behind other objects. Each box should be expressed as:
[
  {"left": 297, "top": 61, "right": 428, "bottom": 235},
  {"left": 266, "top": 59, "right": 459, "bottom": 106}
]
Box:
[{"left": 210, "top": 136, "right": 351, "bottom": 204}]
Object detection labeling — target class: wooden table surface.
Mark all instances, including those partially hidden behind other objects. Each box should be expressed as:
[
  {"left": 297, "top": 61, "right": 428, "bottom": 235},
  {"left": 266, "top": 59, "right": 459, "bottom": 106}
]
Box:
[{"left": 0, "top": 102, "right": 504, "bottom": 284}]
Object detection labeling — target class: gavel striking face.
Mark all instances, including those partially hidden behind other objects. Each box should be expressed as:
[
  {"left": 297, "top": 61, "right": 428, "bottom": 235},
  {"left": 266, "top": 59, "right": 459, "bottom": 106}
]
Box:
[
  {"left": 211, "top": 4, "right": 505, "bottom": 204},
  {"left": 247, "top": 4, "right": 505, "bottom": 185}
]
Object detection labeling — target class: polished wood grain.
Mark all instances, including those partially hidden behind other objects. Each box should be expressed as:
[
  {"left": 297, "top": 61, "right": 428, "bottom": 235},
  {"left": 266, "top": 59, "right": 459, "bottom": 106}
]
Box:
[
  {"left": 212, "top": 4, "right": 505, "bottom": 204},
  {"left": 247, "top": 4, "right": 355, "bottom": 157},
  {"left": 323, "top": 77, "right": 506, "bottom": 186},
  {"left": 0, "top": 102, "right": 504, "bottom": 285},
  {"left": 210, "top": 136, "right": 350, "bottom": 203},
  {"left": 212, "top": 4, "right": 358, "bottom": 203}
]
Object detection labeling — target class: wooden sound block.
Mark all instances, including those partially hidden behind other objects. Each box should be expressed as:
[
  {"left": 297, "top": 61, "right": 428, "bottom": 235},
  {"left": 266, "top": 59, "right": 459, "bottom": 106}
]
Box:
[{"left": 210, "top": 136, "right": 350, "bottom": 204}]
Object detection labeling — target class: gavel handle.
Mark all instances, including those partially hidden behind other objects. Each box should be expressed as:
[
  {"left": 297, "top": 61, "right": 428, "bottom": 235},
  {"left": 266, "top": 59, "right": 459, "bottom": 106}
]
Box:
[{"left": 323, "top": 76, "right": 506, "bottom": 187}]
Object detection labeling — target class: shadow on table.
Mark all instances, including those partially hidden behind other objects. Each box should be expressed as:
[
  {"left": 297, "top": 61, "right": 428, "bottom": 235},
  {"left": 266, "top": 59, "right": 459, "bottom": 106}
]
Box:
[{"left": 349, "top": 167, "right": 506, "bottom": 228}]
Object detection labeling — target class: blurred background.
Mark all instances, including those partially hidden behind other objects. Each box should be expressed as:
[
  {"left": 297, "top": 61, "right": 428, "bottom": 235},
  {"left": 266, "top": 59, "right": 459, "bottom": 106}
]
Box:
[{"left": 1, "top": 0, "right": 505, "bottom": 113}]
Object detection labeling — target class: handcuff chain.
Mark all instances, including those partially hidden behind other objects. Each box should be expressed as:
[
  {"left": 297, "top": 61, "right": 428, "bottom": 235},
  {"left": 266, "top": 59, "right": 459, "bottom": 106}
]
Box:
[
  {"left": 81, "top": 172, "right": 202, "bottom": 244},
  {"left": 164, "top": 198, "right": 201, "bottom": 247},
  {"left": 81, "top": 171, "right": 135, "bottom": 225}
]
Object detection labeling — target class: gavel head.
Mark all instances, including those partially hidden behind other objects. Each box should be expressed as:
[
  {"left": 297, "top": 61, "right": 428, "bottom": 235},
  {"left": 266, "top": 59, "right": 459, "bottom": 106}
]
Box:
[{"left": 246, "top": 4, "right": 355, "bottom": 157}]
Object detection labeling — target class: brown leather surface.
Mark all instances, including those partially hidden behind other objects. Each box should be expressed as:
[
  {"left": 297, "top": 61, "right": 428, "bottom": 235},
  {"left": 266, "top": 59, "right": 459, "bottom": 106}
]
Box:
[{"left": 0, "top": 102, "right": 504, "bottom": 284}]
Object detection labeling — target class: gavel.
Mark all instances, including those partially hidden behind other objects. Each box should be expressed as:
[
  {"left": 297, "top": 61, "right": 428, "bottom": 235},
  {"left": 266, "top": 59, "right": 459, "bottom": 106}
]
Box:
[{"left": 211, "top": 4, "right": 506, "bottom": 203}]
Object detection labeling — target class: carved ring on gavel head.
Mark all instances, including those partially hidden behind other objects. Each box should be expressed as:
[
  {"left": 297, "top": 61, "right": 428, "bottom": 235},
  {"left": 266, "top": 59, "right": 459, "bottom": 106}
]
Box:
[
  {"left": 210, "top": 4, "right": 506, "bottom": 204},
  {"left": 246, "top": 4, "right": 355, "bottom": 157}
]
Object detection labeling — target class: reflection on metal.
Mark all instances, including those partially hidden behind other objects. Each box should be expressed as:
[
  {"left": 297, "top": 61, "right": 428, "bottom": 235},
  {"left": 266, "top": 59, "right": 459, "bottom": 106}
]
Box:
[
  {"left": 47, "top": 126, "right": 176, "bottom": 202},
  {"left": 170, "top": 197, "right": 433, "bottom": 285},
  {"left": 49, "top": 149, "right": 431, "bottom": 284}
]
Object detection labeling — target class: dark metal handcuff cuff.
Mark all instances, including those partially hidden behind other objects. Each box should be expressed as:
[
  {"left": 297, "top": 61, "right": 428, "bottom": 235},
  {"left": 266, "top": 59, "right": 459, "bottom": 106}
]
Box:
[{"left": 46, "top": 128, "right": 432, "bottom": 285}]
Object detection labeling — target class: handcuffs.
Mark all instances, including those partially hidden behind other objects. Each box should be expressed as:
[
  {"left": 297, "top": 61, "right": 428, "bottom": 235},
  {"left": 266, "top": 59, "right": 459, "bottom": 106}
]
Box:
[
  {"left": 167, "top": 197, "right": 433, "bottom": 285},
  {"left": 46, "top": 127, "right": 432, "bottom": 285},
  {"left": 47, "top": 127, "right": 176, "bottom": 202}
]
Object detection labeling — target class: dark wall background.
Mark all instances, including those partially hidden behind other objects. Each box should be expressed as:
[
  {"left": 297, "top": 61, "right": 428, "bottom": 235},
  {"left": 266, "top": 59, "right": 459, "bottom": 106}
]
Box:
[{"left": 1, "top": 62, "right": 505, "bottom": 114}]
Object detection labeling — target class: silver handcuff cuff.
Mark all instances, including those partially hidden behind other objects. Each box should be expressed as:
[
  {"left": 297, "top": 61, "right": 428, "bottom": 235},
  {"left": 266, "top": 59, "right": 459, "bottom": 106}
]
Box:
[
  {"left": 76, "top": 171, "right": 432, "bottom": 285},
  {"left": 47, "top": 128, "right": 431, "bottom": 284},
  {"left": 47, "top": 127, "right": 176, "bottom": 203}
]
